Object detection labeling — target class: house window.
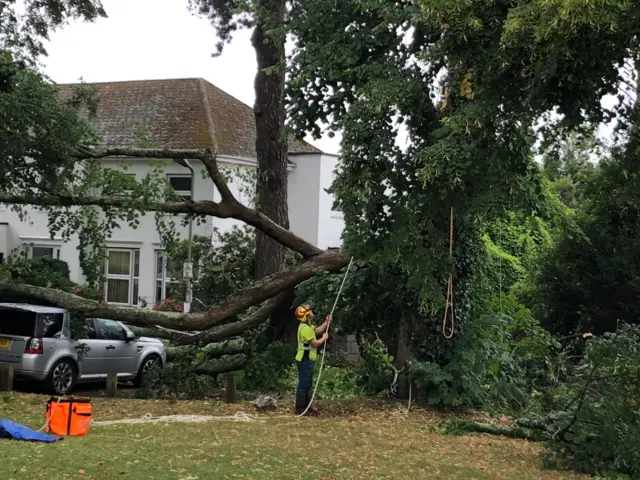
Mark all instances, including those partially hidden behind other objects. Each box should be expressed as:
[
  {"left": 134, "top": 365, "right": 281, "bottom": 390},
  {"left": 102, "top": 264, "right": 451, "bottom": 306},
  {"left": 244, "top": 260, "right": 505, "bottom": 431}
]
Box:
[
  {"left": 30, "top": 245, "right": 61, "bottom": 259},
  {"left": 122, "top": 173, "right": 137, "bottom": 195},
  {"left": 167, "top": 175, "right": 193, "bottom": 201},
  {"left": 104, "top": 248, "right": 140, "bottom": 306},
  {"left": 155, "top": 250, "right": 180, "bottom": 303}
]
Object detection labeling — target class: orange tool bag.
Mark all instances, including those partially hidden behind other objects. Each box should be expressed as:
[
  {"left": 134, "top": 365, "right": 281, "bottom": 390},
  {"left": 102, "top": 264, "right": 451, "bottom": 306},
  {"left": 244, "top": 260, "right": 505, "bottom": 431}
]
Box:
[{"left": 46, "top": 397, "right": 92, "bottom": 436}]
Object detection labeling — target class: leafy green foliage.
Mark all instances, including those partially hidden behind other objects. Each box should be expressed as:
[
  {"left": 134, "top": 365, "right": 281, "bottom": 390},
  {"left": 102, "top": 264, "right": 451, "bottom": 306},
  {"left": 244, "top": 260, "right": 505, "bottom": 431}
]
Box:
[
  {"left": 138, "top": 358, "right": 216, "bottom": 400},
  {"left": 238, "top": 341, "right": 296, "bottom": 393},
  {"left": 410, "top": 311, "right": 553, "bottom": 414},
  {"left": 541, "top": 325, "right": 640, "bottom": 477},
  {"left": 314, "top": 365, "right": 365, "bottom": 400},
  {"left": 533, "top": 140, "right": 640, "bottom": 336},
  {"left": 0, "top": 0, "right": 106, "bottom": 59},
  {"left": 0, "top": 253, "right": 74, "bottom": 290}
]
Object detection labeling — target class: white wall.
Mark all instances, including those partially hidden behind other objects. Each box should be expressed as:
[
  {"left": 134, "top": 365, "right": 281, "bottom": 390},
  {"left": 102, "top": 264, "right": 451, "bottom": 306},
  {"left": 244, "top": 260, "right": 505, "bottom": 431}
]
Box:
[
  {"left": 316, "top": 154, "right": 345, "bottom": 250},
  {"left": 287, "top": 154, "right": 321, "bottom": 246}
]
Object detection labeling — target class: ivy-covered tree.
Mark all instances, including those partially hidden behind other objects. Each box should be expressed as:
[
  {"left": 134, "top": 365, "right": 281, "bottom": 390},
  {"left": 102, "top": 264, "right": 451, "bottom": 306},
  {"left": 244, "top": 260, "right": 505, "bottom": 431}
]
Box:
[{"left": 287, "top": 0, "right": 640, "bottom": 366}]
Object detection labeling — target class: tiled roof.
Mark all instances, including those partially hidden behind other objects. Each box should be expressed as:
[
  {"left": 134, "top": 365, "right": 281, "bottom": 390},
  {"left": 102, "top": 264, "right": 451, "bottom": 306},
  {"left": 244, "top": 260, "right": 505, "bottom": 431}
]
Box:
[{"left": 57, "top": 78, "right": 321, "bottom": 157}]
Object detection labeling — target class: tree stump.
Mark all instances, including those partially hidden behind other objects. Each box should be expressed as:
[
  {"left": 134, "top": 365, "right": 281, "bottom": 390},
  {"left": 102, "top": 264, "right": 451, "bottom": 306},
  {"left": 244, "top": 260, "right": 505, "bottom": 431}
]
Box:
[
  {"left": 0, "top": 364, "right": 14, "bottom": 392},
  {"left": 106, "top": 372, "right": 117, "bottom": 398},
  {"left": 225, "top": 373, "right": 236, "bottom": 403}
]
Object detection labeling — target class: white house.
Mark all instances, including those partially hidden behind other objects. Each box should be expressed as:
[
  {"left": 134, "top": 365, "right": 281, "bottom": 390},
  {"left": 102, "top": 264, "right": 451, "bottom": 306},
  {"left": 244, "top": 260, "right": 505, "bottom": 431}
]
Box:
[{"left": 0, "top": 78, "right": 344, "bottom": 308}]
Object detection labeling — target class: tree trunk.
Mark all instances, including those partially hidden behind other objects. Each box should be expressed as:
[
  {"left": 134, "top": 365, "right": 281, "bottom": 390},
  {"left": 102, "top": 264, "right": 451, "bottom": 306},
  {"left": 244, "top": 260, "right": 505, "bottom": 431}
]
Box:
[
  {"left": 251, "top": 0, "right": 293, "bottom": 343},
  {"left": 395, "top": 308, "right": 417, "bottom": 399},
  {"left": 251, "top": 0, "right": 288, "bottom": 281}
]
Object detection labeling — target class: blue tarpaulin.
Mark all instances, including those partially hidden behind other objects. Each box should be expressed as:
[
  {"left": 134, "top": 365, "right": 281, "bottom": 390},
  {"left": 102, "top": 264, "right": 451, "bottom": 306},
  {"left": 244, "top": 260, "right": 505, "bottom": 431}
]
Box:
[{"left": 0, "top": 419, "right": 60, "bottom": 443}]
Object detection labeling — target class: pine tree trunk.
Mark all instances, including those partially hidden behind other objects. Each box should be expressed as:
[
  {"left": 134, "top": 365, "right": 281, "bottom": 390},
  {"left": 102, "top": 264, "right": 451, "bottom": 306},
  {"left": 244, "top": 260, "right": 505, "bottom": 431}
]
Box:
[
  {"left": 251, "top": 0, "right": 288, "bottom": 282},
  {"left": 251, "top": 0, "right": 293, "bottom": 342}
]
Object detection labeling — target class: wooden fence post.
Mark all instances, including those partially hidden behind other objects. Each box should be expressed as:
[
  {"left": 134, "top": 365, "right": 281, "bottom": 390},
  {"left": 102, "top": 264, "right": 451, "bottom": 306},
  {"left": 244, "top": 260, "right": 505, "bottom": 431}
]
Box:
[
  {"left": 0, "top": 364, "right": 14, "bottom": 392},
  {"left": 225, "top": 373, "right": 236, "bottom": 403},
  {"left": 106, "top": 372, "right": 117, "bottom": 398}
]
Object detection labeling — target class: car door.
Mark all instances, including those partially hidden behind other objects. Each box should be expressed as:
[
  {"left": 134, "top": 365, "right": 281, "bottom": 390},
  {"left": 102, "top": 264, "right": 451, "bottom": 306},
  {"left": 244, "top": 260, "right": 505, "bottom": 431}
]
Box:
[
  {"left": 76, "top": 318, "right": 103, "bottom": 378},
  {"left": 92, "top": 318, "right": 137, "bottom": 377}
]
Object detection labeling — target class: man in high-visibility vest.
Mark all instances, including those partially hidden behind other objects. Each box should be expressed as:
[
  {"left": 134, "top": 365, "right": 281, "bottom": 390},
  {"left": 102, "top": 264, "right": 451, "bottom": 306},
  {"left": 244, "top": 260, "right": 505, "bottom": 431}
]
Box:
[{"left": 294, "top": 303, "right": 331, "bottom": 415}]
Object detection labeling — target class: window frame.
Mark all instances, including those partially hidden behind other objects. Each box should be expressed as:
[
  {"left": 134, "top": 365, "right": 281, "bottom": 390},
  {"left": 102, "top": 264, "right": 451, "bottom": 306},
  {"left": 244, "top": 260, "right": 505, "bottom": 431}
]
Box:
[
  {"left": 154, "top": 250, "right": 180, "bottom": 304},
  {"left": 93, "top": 318, "right": 127, "bottom": 341},
  {"left": 104, "top": 248, "right": 140, "bottom": 306},
  {"left": 29, "top": 245, "right": 61, "bottom": 260},
  {"left": 166, "top": 174, "right": 193, "bottom": 202}
]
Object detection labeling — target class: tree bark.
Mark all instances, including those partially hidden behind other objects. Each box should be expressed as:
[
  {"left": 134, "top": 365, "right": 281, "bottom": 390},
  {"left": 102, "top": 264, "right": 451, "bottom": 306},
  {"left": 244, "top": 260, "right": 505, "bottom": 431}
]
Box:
[
  {"left": 395, "top": 308, "right": 417, "bottom": 399},
  {"left": 457, "top": 422, "right": 541, "bottom": 441},
  {"left": 166, "top": 339, "right": 247, "bottom": 362},
  {"left": 193, "top": 354, "right": 247, "bottom": 376},
  {"left": 251, "top": 0, "right": 289, "bottom": 281},
  {"left": 174, "top": 291, "right": 289, "bottom": 345}
]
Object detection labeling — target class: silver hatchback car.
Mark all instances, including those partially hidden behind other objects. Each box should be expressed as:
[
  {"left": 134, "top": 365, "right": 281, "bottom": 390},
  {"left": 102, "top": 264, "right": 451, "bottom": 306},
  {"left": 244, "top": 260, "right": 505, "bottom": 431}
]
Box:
[{"left": 0, "top": 303, "right": 167, "bottom": 395}]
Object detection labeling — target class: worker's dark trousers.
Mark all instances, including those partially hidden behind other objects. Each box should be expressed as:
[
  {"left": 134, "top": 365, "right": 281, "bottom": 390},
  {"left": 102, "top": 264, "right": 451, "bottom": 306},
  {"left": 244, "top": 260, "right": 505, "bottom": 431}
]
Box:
[{"left": 296, "top": 359, "right": 315, "bottom": 412}]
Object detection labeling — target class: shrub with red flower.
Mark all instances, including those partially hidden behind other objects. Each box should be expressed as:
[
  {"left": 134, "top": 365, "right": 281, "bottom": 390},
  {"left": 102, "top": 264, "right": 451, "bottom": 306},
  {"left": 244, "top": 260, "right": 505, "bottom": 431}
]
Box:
[
  {"left": 70, "top": 284, "right": 105, "bottom": 302},
  {"left": 153, "top": 298, "right": 184, "bottom": 312}
]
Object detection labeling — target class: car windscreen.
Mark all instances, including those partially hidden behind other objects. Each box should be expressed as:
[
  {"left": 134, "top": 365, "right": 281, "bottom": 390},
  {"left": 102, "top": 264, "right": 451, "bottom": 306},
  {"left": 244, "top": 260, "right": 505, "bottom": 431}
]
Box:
[
  {"left": 36, "top": 313, "right": 64, "bottom": 338},
  {"left": 0, "top": 308, "right": 37, "bottom": 337}
]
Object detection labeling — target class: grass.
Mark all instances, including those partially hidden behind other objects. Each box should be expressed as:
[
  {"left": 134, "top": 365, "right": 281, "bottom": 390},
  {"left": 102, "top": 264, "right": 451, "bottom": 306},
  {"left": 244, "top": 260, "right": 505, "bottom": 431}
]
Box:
[{"left": 0, "top": 393, "right": 588, "bottom": 480}]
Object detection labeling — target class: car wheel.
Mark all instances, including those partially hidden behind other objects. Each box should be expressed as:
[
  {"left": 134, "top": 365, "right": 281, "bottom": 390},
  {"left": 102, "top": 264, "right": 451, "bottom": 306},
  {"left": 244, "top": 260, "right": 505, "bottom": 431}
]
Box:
[
  {"left": 133, "top": 354, "right": 160, "bottom": 388},
  {"left": 45, "top": 358, "right": 78, "bottom": 396}
]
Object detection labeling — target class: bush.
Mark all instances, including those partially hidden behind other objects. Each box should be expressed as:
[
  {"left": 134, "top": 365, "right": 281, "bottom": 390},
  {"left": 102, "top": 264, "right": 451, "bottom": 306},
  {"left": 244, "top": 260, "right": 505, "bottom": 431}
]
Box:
[
  {"left": 358, "top": 338, "right": 396, "bottom": 394},
  {"left": 138, "top": 359, "right": 215, "bottom": 400},
  {"left": 0, "top": 255, "right": 74, "bottom": 289},
  {"left": 239, "top": 341, "right": 297, "bottom": 393},
  {"left": 541, "top": 325, "right": 640, "bottom": 477},
  {"left": 315, "top": 364, "right": 365, "bottom": 400},
  {"left": 410, "top": 311, "right": 551, "bottom": 413},
  {"left": 153, "top": 297, "right": 184, "bottom": 312}
]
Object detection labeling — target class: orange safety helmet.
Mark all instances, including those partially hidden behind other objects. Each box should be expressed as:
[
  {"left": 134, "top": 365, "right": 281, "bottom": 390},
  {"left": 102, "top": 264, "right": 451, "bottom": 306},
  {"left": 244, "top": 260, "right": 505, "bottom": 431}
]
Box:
[{"left": 295, "top": 304, "right": 312, "bottom": 322}]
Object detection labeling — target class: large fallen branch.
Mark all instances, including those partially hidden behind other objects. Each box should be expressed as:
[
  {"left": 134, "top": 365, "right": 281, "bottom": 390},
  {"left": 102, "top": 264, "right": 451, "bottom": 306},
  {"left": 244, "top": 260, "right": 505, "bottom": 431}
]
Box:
[
  {"left": 166, "top": 339, "right": 247, "bottom": 362},
  {"left": 128, "top": 325, "right": 204, "bottom": 343},
  {"left": 0, "top": 147, "right": 345, "bottom": 337},
  {"left": 193, "top": 354, "right": 247, "bottom": 376},
  {"left": 173, "top": 292, "right": 289, "bottom": 345},
  {"left": 2, "top": 148, "right": 322, "bottom": 258},
  {"left": 0, "top": 252, "right": 341, "bottom": 330}
]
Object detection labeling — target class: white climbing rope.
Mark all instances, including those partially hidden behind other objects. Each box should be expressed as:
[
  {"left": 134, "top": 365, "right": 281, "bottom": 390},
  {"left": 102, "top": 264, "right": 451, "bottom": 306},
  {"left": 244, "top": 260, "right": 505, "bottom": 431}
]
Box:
[
  {"left": 298, "top": 256, "right": 355, "bottom": 417},
  {"left": 93, "top": 411, "right": 262, "bottom": 426}
]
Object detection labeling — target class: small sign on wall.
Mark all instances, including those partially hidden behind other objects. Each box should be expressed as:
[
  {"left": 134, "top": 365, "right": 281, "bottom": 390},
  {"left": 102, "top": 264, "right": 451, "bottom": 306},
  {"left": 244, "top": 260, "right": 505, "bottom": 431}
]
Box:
[{"left": 183, "top": 262, "right": 193, "bottom": 279}]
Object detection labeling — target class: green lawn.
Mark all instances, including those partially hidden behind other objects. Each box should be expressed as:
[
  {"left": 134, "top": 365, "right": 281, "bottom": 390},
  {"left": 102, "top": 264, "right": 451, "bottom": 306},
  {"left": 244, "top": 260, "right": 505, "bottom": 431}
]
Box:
[{"left": 0, "top": 393, "right": 587, "bottom": 480}]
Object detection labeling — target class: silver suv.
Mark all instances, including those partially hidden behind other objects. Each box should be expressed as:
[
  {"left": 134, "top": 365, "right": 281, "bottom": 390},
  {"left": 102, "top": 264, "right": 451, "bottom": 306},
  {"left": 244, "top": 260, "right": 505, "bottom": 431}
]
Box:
[{"left": 0, "top": 303, "right": 167, "bottom": 395}]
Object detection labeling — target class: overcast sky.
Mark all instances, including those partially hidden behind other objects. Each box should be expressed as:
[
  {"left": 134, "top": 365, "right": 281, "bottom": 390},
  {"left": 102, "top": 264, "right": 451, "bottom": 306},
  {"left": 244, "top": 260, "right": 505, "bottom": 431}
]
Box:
[
  {"left": 42, "top": 0, "right": 342, "bottom": 155},
  {"left": 43, "top": 0, "right": 630, "bottom": 158}
]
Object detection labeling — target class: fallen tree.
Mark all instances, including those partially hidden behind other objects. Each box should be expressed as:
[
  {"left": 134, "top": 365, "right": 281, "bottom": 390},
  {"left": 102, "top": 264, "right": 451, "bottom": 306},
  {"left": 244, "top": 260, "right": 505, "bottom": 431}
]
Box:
[
  {"left": 0, "top": 146, "right": 345, "bottom": 340},
  {"left": 0, "top": 5, "right": 345, "bottom": 351}
]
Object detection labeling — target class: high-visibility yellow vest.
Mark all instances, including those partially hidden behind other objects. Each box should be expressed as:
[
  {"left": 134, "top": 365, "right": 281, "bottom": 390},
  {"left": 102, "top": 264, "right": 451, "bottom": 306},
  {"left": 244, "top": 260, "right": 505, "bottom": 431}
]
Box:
[{"left": 296, "top": 322, "right": 317, "bottom": 361}]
